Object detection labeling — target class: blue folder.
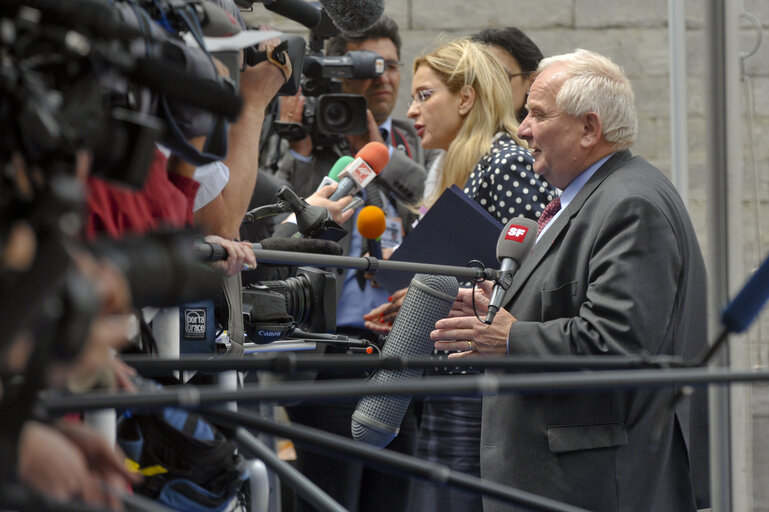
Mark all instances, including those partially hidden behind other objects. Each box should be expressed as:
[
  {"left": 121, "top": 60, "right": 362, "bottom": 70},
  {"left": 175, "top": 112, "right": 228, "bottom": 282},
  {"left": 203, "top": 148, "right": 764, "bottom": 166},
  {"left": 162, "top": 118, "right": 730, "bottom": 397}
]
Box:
[{"left": 375, "top": 185, "right": 503, "bottom": 293}]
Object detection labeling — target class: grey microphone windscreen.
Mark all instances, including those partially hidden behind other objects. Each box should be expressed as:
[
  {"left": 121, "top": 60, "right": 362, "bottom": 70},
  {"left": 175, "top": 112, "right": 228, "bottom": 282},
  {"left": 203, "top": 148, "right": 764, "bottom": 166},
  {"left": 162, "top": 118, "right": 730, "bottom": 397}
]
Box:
[
  {"left": 351, "top": 273, "right": 459, "bottom": 448},
  {"left": 496, "top": 217, "right": 538, "bottom": 263},
  {"left": 317, "top": 0, "right": 385, "bottom": 32}
]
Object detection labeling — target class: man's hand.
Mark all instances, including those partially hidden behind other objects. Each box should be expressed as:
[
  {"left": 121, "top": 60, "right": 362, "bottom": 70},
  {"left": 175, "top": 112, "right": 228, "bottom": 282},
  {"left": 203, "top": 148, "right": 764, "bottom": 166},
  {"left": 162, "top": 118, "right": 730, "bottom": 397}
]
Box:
[
  {"left": 205, "top": 235, "right": 257, "bottom": 276},
  {"left": 279, "top": 90, "right": 313, "bottom": 156},
  {"left": 431, "top": 281, "right": 516, "bottom": 358},
  {"left": 347, "top": 109, "right": 386, "bottom": 155}
]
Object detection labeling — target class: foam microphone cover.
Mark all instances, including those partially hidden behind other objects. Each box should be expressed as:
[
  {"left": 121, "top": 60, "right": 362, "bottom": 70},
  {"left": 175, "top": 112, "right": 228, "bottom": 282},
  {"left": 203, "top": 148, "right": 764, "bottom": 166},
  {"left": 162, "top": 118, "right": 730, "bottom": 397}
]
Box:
[
  {"left": 352, "top": 273, "right": 459, "bottom": 448},
  {"left": 317, "top": 0, "right": 385, "bottom": 32}
]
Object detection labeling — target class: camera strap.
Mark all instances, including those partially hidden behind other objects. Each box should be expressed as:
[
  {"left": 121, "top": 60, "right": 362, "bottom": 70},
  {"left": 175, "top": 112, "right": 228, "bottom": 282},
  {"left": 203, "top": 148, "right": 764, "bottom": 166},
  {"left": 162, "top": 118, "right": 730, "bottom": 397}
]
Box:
[
  {"left": 245, "top": 40, "right": 292, "bottom": 83},
  {"left": 391, "top": 127, "right": 413, "bottom": 160}
]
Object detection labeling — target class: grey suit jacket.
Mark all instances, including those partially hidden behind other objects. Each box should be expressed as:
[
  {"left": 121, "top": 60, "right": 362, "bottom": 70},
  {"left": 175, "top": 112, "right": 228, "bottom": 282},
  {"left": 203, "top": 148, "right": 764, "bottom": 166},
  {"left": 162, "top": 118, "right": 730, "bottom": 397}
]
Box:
[{"left": 481, "top": 151, "right": 710, "bottom": 512}]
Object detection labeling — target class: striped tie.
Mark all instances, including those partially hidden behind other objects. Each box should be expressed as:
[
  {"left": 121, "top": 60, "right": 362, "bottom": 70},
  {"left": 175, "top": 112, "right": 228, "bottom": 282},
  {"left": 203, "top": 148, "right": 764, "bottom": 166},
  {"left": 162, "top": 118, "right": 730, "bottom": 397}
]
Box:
[{"left": 537, "top": 197, "right": 561, "bottom": 236}]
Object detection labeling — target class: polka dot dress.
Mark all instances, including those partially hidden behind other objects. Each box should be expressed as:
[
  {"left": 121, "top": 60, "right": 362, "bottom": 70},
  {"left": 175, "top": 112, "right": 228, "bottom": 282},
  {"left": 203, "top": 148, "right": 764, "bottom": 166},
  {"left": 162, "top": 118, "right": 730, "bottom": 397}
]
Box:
[
  {"left": 435, "top": 133, "right": 558, "bottom": 375},
  {"left": 463, "top": 132, "right": 557, "bottom": 225}
]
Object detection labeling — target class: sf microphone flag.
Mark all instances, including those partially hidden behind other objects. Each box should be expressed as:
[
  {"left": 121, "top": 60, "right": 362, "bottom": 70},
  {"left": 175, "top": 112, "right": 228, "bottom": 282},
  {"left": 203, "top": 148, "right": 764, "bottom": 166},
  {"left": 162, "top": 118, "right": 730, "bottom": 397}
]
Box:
[
  {"left": 721, "top": 253, "right": 769, "bottom": 333},
  {"left": 352, "top": 273, "right": 459, "bottom": 448},
  {"left": 356, "top": 205, "right": 386, "bottom": 260},
  {"left": 485, "top": 218, "right": 538, "bottom": 324},
  {"left": 329, "top": 142, "right": 389, "bottom": 201}
]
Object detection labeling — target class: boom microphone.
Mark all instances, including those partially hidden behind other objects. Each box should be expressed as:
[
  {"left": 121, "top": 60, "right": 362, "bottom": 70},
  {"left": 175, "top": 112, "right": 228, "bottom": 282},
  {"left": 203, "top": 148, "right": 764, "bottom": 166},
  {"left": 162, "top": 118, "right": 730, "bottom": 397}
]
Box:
[
  {"left": 317, "top": 0, "right": 385, "bottom": 32},
  {"left": 351, "top": 273, "right": 459, "bottom": 448},
  {"left": 485, "top": 218, "right": 537, "bottom": 325},
  {"left": 194, "top": 237, "right": 343, "bottom": 261},
  {"left": 329, "top": 142, "right": 389, "bottom": 201},
  {"left": 721, "top": 253, "right": 769, "bottom": 334}
]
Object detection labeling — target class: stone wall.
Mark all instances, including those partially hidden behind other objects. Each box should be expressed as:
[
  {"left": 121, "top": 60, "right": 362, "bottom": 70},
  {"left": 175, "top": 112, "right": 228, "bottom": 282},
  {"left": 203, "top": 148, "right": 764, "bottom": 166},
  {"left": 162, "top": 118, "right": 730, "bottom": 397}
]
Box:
[{"left": 244, "top": 0, "right": 769, "bottom": 508}]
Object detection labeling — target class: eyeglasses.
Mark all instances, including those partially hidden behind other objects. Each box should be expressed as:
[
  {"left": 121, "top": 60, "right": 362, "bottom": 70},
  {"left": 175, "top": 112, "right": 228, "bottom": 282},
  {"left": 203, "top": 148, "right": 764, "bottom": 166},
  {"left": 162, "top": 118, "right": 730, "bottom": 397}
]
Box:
[
  {"left": 408, "top": 87, "right": 447, "bottom": 107},
  {"left": 384, "top": 59, "right": 402, "bottom": 73},
  {"left": 506, "top": 71, "right": 530, "bottom": 80}
]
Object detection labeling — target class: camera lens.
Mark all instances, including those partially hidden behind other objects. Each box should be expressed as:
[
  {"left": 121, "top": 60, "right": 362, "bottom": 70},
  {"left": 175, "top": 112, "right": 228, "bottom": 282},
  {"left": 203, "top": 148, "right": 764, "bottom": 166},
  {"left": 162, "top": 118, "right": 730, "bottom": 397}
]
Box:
[{"left": 321, "top": 100, "right": 353, "bottom": 131}]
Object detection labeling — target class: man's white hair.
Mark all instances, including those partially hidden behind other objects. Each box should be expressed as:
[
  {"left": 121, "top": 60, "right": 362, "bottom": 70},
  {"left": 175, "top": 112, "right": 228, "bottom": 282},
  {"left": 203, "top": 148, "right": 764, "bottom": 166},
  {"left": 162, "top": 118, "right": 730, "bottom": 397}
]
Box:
[{"left": 538, "top": 49, "right": 638, "bottom": 149}]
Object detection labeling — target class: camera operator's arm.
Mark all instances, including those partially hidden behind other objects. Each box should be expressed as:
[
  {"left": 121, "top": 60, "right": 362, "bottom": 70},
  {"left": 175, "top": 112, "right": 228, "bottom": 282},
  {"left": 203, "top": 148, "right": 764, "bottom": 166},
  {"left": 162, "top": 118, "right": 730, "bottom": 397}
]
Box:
[{"left": 194, "top": 42, "right": 288, "bottom": 239}]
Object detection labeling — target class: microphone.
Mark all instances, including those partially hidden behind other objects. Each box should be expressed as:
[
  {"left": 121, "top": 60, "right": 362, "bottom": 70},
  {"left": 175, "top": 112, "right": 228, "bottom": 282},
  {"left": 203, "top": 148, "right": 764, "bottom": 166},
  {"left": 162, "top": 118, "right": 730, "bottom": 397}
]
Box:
[
  {"left": 356, "top": 206, "right": 386, "bottom": 260},
  {"left": 315, "top": 155, "right": 355, "bottom": 192},
  {"left": 484, "top": 218, "right": 538, "bottom": 325},
  {"left": 351, "top": 273, "right": 459, "bottom": 448},
  {"left": 317, "top": 0, "right": 385, "bottom": 32},
  {"left": 329, "top": 155, "right": 354, "bottom": 182},
  {"left": 328, "top": 142, "right": 389, "bottom": 201},
  {"left": 721, "top": 254, "right": 769, "bottom": 334},
  {"left": 257, "top": 0, "right": 385, "bottom": 33},
  {"left": 260, "top": 0, "right": 323, "bottom": 30},
  {"left": 376, "top": 163, "right": 426, "bottom": 206}
]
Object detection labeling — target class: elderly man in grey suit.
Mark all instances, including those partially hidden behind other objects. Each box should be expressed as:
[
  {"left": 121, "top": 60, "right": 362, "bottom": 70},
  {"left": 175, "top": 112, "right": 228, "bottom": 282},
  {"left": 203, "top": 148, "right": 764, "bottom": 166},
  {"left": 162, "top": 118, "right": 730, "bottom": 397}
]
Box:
[{"left": 431, "top": 49, "right": 710, "bottom": 512}]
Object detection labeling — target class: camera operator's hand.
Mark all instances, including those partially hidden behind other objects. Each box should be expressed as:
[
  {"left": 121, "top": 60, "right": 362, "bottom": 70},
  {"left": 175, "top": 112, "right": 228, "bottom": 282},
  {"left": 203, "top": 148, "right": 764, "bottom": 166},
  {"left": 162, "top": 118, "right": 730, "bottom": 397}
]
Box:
[
  {"left": 347, "top": 109, "right": 386, "bottom": 155},
  {"left": 304, "top": 184, "right": 355, "bottom": 226},
  {"left": 279, "top": 90, "right": 312, "bottom": 157},
  {"left": 205, "top": 235, "right": 257, "bottom": 276}
]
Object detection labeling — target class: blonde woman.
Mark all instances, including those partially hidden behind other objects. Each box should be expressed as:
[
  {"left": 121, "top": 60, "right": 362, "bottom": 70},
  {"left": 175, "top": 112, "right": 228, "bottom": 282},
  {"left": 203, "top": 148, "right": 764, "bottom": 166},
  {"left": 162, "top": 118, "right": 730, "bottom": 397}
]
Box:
[{"left": 365, "top": 38, "right": 556, "bottom": 512}]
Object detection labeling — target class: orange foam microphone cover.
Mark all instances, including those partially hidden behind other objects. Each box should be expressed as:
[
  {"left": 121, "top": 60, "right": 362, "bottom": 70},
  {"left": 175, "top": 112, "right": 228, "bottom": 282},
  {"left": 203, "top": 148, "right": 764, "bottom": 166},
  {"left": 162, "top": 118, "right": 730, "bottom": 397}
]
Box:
[
  {"left": 355, "top": 141, "right": 389, "bottom": 174},
  {"left": 357, "top": 205, "right": 387, "bottom": 240}
]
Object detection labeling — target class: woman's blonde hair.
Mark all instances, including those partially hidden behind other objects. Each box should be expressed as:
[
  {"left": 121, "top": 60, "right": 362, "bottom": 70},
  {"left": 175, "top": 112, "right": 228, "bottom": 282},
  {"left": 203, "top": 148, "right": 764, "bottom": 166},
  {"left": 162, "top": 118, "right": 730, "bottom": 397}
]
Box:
[{"left": 414, "top": 38, "right": 524, "bottom": 207}]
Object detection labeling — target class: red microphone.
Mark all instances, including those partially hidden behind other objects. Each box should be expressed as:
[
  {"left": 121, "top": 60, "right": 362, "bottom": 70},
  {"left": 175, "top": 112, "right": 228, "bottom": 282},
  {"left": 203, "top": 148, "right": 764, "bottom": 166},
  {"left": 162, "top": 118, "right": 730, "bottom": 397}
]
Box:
[{"left": 328, "top": 142, "right": 389, "bottom": 201}]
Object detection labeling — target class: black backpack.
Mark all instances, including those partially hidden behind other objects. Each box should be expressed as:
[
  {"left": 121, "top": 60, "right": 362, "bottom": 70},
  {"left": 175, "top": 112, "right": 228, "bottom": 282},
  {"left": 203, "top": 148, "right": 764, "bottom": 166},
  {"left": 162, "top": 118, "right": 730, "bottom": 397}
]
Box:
[{"left": 117, "top": 408, "right": 248, "bottom": 511}]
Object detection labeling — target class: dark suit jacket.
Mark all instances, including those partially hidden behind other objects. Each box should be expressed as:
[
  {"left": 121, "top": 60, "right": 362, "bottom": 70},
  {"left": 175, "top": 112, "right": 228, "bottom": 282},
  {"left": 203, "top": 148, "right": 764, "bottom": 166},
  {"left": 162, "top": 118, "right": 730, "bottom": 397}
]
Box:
[{"left": 481, "top": 151, "right": 710, "bottom": 512}]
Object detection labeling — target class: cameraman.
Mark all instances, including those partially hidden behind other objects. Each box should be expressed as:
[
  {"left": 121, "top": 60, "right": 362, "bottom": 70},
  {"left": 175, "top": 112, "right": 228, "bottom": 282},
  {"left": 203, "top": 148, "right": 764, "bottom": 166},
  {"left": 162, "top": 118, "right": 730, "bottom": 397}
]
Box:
[{"left": 270, "top": 16, "right": 440, "bottom": 512}]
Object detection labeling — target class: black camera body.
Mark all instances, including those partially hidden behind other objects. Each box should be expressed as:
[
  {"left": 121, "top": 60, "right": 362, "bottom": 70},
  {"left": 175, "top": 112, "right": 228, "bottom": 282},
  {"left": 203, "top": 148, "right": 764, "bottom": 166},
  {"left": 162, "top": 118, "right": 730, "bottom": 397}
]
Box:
[
  {"left": 242, "top": 266, "right": 337, "bottom": 344},
  {"left": 302, "top": 49, "right": 383, "bottom": 138}
]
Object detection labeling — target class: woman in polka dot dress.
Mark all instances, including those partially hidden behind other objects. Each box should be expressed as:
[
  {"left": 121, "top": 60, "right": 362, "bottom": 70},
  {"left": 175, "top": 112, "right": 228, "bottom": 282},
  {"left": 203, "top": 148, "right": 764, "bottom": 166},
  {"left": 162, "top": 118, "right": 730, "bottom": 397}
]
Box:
[{"left": 365, "top": 38, "right": 557, "bottom": 512}]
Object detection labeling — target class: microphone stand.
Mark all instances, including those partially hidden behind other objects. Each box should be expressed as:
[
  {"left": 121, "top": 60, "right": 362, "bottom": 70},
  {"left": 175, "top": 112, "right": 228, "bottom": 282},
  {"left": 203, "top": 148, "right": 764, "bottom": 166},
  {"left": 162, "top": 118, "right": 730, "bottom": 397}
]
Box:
[
  {"left": 202, "top": 408, "right": 589, "bottom": 512},
  {"left": 249, "top": 248, "right": 500, "bottom": 282},
  {"left": 120, "top": 353, "right": 689, "bottom": 376},
  {"left": 40, "top": 366, "right": 769, "bottom": 416},
  {"left": 196, "top": 240, "right": 501, "bottom": 281}
]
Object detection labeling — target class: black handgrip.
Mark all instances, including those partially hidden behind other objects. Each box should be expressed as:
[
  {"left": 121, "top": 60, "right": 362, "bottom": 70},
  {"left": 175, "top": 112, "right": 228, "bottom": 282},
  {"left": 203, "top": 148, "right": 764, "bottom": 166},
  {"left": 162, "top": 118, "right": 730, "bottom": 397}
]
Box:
[{"left": 194, "top": 240, "right": 228, "bottom": 262}]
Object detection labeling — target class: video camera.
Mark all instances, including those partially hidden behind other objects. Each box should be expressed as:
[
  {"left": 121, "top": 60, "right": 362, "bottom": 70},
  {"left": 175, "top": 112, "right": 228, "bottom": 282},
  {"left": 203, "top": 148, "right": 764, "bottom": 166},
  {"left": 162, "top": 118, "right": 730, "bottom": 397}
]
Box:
[
  {"left": 0, "top": 0, "right": 248, "bottom": 375},
  {"left": 271, "top": 10, "right": 384, "bottom": 144},
  {"left": 243, "top": 266, "right": 336, "bottom": 343}
]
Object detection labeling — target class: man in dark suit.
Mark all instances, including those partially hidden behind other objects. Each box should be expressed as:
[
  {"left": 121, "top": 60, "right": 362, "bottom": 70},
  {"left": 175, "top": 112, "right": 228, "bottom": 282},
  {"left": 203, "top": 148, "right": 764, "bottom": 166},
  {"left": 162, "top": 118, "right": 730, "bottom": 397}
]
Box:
[{"left": 431, "top": 49, "right": 709, "bottom": 512}]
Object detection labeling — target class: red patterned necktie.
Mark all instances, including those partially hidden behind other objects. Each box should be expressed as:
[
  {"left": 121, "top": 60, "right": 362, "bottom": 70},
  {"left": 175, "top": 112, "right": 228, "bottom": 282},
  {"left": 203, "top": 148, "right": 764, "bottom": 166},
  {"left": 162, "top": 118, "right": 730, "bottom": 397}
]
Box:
[{"left": 537, "top": 197, "right": 562, "bottom": 236}]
